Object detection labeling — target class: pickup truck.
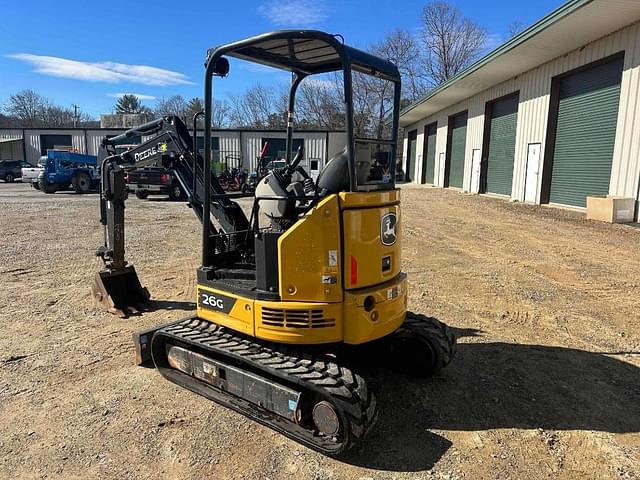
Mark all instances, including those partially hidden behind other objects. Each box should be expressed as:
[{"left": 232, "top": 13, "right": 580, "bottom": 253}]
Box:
[
  {"left": 21, "top": 157, "right": 46, "bottom": 188},
  {"left": 126, "top": 166, "right": 185, "bottom": 200}
]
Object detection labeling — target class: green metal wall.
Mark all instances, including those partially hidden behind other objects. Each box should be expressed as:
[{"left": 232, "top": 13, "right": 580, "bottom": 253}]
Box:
[
  {"left": 448, "top": 113, "right": 467, "bottom": 188},
  {"left": 485, "top": 94, "right": 519, "bottom": 195},
  {"left": 549, "top": 57, "right": 624, "bottom": 207},
  {"left": 423, "top": 123, "right": 437, "bottom": 184}
]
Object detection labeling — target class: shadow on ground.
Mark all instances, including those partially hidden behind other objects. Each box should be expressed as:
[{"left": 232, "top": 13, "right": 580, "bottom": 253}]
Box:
[
  {"left": 147, "top": 299, "right": 196, "bottom": 312},
  {"left": 344, "top": 327, "right": 640, "bottom": 471}
]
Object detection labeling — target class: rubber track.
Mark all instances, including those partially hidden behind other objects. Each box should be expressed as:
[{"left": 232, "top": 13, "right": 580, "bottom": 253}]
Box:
[{"left": 154, "top": 316, "right": 377, "bottom": 455}]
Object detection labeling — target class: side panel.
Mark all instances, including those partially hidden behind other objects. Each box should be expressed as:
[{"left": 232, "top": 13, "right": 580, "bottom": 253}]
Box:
[
  {"left": 343, "top": 273, "right": 407, "bottom": 345},
  {"left": 254, "top": 274, "right": 407, "bottom": 345},
  {"left": 278, "top": 195, "right": 342, "bottom": 303},
  {"left": 196, "top": 285, "right": 255, "bottom": 336},
  {"left": 254, "top": 301, "right": 343, "bottom": 344},
  {"left": 342, "top": 203, "right": 401, "bottom": 290}
]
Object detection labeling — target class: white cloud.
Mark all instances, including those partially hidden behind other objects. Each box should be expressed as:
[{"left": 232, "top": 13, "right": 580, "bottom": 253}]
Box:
[
  {"left": 258, "top": 0, "right": 329, "bottom": 26},
  {"left": 7, "top": 53, "right": 194, "bottom": 86},
  {"left": 107, "top": 92, "right": 157, "bottom": 101}
]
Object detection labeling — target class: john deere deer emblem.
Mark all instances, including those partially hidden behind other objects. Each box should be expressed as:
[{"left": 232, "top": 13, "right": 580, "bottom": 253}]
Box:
[{"left": 381, "top": 212, "right": 397, "bottom": 246}]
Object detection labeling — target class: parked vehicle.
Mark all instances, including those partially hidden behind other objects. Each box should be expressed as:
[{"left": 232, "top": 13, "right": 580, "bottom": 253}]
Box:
[
  {"left": 217, "top": 167, "right": 249, "bottom": 192},
  {"left": 21, "top": 157, "right": 46, "bottom": 189},
  {"left": 0, "top": 159, "right": 31, "bottom": 183},
  {"left": 244, "top": 170, "right": 259, "bottom": 193},
  {"left": 37, "top": 150, "right": 100, "bottom": 194},
  {"left": 241, "top": 142, "right": 276, "bottom": 194},
  {"left": 126, "top": 166, "right": 185, "bottom": 200}
]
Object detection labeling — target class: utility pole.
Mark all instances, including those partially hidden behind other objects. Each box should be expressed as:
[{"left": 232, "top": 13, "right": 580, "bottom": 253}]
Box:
[{"left": 71, "top": 104, "right": 79, "bottom": 127}]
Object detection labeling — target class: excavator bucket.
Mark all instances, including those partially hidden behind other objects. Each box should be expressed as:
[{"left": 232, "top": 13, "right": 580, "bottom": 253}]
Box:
[{"left": 91, "top": 265, "right": 150, "bottom": 317}]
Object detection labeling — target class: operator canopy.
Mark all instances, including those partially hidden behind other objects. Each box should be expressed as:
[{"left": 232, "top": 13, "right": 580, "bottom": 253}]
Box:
[{"left": 209, "top": 30, "right": 401, "bottom": 81}]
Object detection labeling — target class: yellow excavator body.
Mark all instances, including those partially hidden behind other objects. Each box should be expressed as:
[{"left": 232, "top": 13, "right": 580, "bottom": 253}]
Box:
[{"left": 196, "top": 190, "right": 407, "bottom": 345}]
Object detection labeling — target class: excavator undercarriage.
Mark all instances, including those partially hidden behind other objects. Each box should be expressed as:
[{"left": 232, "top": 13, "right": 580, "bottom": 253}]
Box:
[{"left": 132, "top": 312, "right": 454, "bottom": 455}]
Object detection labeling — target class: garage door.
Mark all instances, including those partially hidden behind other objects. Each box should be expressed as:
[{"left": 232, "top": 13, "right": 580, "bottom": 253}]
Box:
[
  {"left": 406, "top": 130, "right": 417, "bottom": 182},
  {"left": 40, "top": 134, "right": 72, "bottom": 155},
  {"left": 485, "top": 94, "right": 518, "bottom": 195},
  {"left": 422, "top": 123, "right": 437, "bottom": 184},
  {"left": 549, "top": 56, "right": 624, "bottom": 208},
  {"left": 448, "top": 112, "right": 467, "bottom": 188}
]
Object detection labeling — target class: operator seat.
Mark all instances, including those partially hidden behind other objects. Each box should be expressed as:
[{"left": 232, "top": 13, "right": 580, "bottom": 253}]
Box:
[{"left": 316, "top": 147, "right": 349, "bottom": 195}]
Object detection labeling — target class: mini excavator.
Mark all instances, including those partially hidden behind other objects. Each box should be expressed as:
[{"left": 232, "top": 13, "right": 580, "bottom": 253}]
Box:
[{"left": 92, "top": 30, "right": 456, "bottom": 456}]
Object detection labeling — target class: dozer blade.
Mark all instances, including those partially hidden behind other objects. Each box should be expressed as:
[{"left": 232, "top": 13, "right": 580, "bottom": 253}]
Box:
[{"left": 92, "top": 265, "right": 150, "bottom": 317}]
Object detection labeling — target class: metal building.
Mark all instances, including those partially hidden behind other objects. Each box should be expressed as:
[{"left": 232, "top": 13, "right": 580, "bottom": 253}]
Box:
[
  {"left": 0, "top": 127, "right": 345, "bottom": 178},
  {"left": 400, "top": 0, "right": 640, "bottom": 220}
]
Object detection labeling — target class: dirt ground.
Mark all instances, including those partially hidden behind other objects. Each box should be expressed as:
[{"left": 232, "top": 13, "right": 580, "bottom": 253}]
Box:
[{"left": 0, "top": 181, "right": 638, "bottom": 480}]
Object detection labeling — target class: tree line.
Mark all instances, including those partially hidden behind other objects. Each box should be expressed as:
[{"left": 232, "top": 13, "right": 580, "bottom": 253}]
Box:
[
  {"left": 0, "top": 89, "right": 97, "bottom": 128},
  {"left": 2, "top": 1, "right": 520, "bottom": 131}
]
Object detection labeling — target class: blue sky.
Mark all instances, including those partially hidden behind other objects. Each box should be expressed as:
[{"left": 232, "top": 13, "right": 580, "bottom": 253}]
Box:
[{"left": 0, "top": 0, "right": 564, "bottom": 117}]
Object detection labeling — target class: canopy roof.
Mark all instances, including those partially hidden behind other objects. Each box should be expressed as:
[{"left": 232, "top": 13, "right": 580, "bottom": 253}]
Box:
[{"left": 211, "top": 30, "right": 400, "bottom": 81}]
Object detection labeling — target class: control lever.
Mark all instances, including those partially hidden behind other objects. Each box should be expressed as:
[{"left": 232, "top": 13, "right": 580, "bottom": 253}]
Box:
[{"left": 285, "top": 145, "right": 305, "bottom": 176}]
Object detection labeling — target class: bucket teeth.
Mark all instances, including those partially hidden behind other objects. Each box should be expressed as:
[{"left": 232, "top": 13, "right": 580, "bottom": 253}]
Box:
[{"left": 91, "top": 265, "right": 150, "bottom": 317}]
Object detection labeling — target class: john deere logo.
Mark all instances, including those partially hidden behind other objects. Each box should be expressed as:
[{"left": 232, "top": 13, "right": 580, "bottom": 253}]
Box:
[{"left": 381, "top": 212, "right": 397, "bottom": 246}]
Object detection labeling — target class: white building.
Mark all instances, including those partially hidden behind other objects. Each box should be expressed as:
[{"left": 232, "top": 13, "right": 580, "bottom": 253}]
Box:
[
  {"left": 0, "top": 127, "right": 345, "bottom": 176},
  {"left": 400, "top": 0, "right": 640, "bottom": 221}
]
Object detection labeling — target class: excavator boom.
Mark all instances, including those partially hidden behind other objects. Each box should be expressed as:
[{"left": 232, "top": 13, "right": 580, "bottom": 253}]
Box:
[{"left": 92, "top": 115, "right": 249, "bottom": 316}]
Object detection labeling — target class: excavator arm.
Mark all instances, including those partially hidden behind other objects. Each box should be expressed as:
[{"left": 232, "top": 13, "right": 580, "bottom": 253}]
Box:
[{"left": 92, "top": 115, "right": 249, "bottom": 316}]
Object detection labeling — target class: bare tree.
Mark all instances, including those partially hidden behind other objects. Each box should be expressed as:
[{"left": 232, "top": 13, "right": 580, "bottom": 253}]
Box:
[
  {"left": 212, "top": 100, "right": 231, "bottom": 129},
  {"left": 296, "top": 76, "right": 344, "bottom": 130},
  {"left": 372, "top": 28, "right": 427, "bottom": 102},
  {"left": 223, "top": 27, "right": 431, "bottom": 134},
  {"left": 41, "top": 105, "right": 92, "bottom": 128},
  {"left": 352, "top": 29, "right": 432, "bottom": 138},
  {"left": 154, "top": 95, "right": 190, "bottom": 122},
  {"left": 294, "top": 29, "right": 428, "bottom": 136},
  {"left": 4, "top": 89, "right": 47, "bottom": 127},
  {"left": 184, "top": 97, "right": 230, "bottom": 129},
  {"left": 228, "top": 84, "right": 287, "bottom": 128},
  {"left": 2, "top": 89, "right": 95, "bottom": 127},
  {"left": 506, "top": 20, "right": 525, "bottom": 39},
  {"left": 420, "top": 1, "right": 487, "bottom": 87}
]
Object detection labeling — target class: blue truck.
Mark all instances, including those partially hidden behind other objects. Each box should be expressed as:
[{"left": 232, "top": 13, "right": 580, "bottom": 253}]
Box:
[{"left": 37, "top": 150, "right": 100, "bottom": 194}]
